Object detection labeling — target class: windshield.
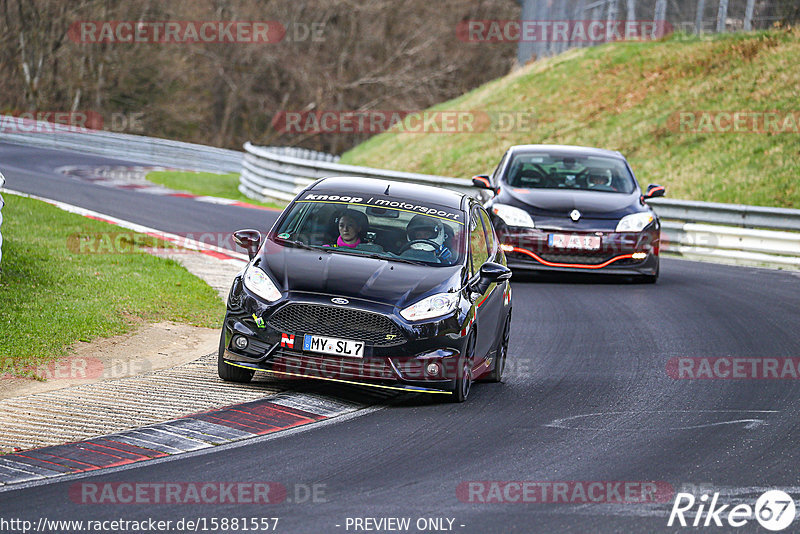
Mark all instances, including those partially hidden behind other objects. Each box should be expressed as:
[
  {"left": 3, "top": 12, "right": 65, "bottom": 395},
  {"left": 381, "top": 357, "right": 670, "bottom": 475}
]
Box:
[
  {"left": 503, "top": 151, "right": 637, "bottom": 194},
  {"left": 271, "top": 193, "right": 465, "bottom": 266}
]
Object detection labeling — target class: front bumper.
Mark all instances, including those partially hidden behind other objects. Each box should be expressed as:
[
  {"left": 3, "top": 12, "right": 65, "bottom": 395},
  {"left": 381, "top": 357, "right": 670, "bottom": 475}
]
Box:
[
  {"left": 221, "top": 353, "right": 456, "bottom": 395},
  {"left": 498, "top": 227, "right": 660, "bottom": 275}
]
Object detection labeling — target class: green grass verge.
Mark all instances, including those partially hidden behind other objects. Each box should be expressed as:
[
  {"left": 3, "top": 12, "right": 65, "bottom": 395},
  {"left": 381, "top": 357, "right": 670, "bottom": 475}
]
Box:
[
  {"left": 341, "top": 28, "right": 800, "bottom": 208},
  {"left": 147, "top": 170, "right": 285, "bottom": 210},
  {"left": 0, "top": 194, "right": 224, "bottom": 378}
]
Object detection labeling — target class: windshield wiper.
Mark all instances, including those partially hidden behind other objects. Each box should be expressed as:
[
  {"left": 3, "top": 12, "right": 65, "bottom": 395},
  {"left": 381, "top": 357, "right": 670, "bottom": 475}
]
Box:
[
  {"left": 325, "top": 248, "right": 429, "bottom": 265},
  {"left": 385, "top": 256, "right": 431, "bottom": 266},
  {"left": 276, "top": 239, "right": 329, "bottom": 252},
  {"left": 362, "top": 252, "right": 431, "bottom": 266}
]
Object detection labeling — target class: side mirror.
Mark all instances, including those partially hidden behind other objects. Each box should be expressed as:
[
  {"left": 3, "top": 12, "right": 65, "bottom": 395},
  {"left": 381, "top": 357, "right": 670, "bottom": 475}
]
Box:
[
  {"left": 233, "top": 229, "right": 262, "bottom": 260},
  {"left": 643, "top": 184, "right": 666, "bottom": 200},
  {"left": 472, "top": 262, "right": 512, "bottom": 295},
  {"left": 471, "top": 175, "right": 492, "bottom": 190}
]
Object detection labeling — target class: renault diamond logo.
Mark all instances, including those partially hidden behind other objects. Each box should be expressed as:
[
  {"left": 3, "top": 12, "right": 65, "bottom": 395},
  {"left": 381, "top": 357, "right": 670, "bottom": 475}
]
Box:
[
  {"left": 331, "top": 298, "right": 349, "bottom": 305},
  {"left": 570, "top": 209, "right": 581, "bottom": 222}
]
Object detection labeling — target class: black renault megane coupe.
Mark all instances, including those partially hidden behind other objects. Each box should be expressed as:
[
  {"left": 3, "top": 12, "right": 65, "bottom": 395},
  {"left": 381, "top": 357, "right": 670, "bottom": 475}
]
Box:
[
  {"left": 473, "top": 144, "right": 665, "bottom": 283},
  {"left": 219, "top": 177, "right": 512, "bottom": 402}
]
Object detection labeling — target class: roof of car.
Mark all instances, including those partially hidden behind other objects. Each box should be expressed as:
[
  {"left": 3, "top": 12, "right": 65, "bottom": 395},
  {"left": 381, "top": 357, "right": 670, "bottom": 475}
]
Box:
[
  {"left": 308, "top": 177, "right": 466, "bottom": 210},
  {"left": 507, "top": 144, "right": 625, "bottom": 159}
]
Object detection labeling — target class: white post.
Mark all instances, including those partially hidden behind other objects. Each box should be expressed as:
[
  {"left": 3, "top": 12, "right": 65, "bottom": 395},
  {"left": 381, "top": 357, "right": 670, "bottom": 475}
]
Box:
[
  {"left": 553, "top": 0, "right": 569, "bottom": 54},
  {"left": 744, "top": 0, "right": 756, "bottom": 31},
  {"left": 695, "top": 0, "right": 707, "bottom": 34},
  {"left": 533, "top": 0, "right": 549, "bottom": 61},
  {"left": 716, "top": 0, "right": 729, "bottom": 33},
  {"left": 575, "top": 0, "right": 587, "bottom": 48},
  {"left": 626, "top": 0, "right": 636, "bottom": 21},
  {"left": 607, "top": 0, "right": 619, "bottom": 42},
  {"left": 654, "top": 0, "right": 667, "bottom": 39},
  {"left": 517, "top": 0, "right": 538, "bottom": 65}
]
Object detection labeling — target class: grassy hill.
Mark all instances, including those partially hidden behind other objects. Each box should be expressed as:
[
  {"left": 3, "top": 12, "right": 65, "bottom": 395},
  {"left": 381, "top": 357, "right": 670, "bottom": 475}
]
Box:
[{"left": 340, "top": 28, "right": 800, "bottom": 208}]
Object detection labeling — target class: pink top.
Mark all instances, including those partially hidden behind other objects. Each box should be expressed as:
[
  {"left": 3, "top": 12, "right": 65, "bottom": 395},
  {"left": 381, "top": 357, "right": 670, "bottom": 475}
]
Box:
[{"left": 336, "top": 236, "right": 360, "bottom": 248}]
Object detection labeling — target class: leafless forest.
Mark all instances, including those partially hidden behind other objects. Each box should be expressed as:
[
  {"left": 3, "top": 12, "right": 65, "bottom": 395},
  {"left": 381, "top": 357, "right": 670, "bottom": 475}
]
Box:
[{"left": 0, "top": 0, "right": 520, "bottom": 153}]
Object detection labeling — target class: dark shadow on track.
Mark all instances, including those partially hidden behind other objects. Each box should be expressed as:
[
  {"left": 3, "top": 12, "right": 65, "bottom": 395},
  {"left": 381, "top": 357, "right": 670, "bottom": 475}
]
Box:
[{"left": 511, "top": 270, "right": 654, "bottom": 285}]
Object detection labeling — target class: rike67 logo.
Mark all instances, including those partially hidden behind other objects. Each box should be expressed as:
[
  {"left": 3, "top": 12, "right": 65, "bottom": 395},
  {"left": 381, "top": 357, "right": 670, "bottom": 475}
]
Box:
[{"left": 668, "top": 490, "right": 796, "bottom": 531}]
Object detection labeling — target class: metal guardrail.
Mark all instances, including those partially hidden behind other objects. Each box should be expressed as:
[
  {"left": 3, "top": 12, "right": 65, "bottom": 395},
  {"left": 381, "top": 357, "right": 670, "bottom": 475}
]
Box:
[
  {"left": 240, "top": 144, "right": 800, "bottom": 270},
  {"left": 240, "top": 142, "right": 479, "bottom": 202},
  {"left": 649, "top": 198, "right": 800, "bottom": 269},
  {"left": 0, "top": 116, "right": 242, "bottom": 173},
  {"left": 648, "top": 198, "right": 800, "bottom": 233}
]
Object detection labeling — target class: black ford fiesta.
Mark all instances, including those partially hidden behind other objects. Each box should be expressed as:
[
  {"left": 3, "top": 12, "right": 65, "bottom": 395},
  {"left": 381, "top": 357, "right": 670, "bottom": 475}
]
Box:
[
  {"left": 219, "top": 177, "right": 512, "bottom": 402},
  {"left": 473, "top": 144, "right": 666, "bottom": 283}
]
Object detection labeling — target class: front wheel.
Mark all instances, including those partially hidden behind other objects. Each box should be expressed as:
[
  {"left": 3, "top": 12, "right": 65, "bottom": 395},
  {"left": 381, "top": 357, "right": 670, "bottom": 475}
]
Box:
[
  {"left": 637, "top": 260, "right": 659, "bottom": 284},
  {"left": 449, "top": 336, "right": 474, "bottom": 403},
  {"left": 217, "top": 330, "right": 254, "bottom": 383},
  {"left": 486, "top": 312, "right": 511, "bottom": 383}
]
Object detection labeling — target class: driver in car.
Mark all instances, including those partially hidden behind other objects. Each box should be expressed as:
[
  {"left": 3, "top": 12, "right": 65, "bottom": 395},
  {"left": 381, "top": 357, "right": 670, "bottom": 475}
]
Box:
[
  {"left": 405, "top": 215, "right": 453, "bottom": 262},
  {"left": 587, "top": 169, "right": 616, "bottom": 191},
  {"left": 330, "top": 209, "right": 368, "bottom": 248}
]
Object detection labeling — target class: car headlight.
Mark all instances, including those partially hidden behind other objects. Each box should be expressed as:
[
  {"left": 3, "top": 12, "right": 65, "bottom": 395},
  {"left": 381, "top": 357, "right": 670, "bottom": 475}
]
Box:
[
  {"left": 492, "top": 204, "right": 535, "bottom": 228},
  {"left": 400, "top": 293, "right": 460, "bottom": 322},
  {"left": 616, "top": 212, "right": 655, "bottom": 232},
  {"left": 243, "top": 265, "right": 282, "bottom": 302}
]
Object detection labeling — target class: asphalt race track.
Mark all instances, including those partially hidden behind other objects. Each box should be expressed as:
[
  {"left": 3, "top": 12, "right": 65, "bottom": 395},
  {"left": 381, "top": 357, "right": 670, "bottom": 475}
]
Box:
[
  {"left": 0, "top": 142, "right": 280, "bottom": 237},
  {"left": 1, "top": 143, "right": 799, "bottom": 533}
]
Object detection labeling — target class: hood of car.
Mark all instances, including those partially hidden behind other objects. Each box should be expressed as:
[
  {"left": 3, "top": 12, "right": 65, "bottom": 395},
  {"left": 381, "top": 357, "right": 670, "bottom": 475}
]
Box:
[
  {"left": 255, "top": 243, "right": 462, "bottom": 308},
  {"left": 503, "top": 187, "right": 640, "bottom": 219}
]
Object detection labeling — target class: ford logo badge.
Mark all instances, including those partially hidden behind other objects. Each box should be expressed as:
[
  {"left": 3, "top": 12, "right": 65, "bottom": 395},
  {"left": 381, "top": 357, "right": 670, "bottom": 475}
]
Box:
[{"left": 331, "top": 298, "right": 349, "bottom": 305}]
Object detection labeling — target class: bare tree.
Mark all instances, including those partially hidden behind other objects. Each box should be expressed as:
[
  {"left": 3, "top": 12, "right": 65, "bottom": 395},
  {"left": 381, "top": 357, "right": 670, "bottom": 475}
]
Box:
[{"left": 0, "top": 0, "right": 519, "bottom": 153}]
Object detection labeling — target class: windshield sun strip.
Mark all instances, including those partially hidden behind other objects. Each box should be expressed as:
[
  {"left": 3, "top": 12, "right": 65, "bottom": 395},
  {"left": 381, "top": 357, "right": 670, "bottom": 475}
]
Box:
[{"left": 294, "top": 199, "right": 464, "bottom": 225}]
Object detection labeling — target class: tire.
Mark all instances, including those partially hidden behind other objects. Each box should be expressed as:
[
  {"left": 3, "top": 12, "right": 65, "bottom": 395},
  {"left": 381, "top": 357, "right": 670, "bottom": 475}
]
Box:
[
  {"left": 637, "top": 260, "right": 659, "bottom": 284},
  {"left": 449, "top": 335, "right": 474, "bottom": 403},
  {"left": 485, "top": 312, "right": 511, "bottom": 383},
  {"left": 217, "top": 330, "right": 255, "bottom": 383}
]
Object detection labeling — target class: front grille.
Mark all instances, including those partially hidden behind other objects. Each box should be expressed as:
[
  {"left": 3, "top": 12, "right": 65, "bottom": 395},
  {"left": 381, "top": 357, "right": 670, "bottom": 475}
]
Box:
[
  {"left": 539, "top": 252, "right": 610, "bottom": 265},
  {"left": 268, "top": 304, "right": 404, "bottom": 346},
  {"left": 269, "top": 350, "right": 396, "bottom": 380}
]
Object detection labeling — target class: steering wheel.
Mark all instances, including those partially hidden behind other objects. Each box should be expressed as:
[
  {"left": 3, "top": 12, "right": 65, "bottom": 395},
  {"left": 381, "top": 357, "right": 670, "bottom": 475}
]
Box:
[
  {"left": 530, "top": 163, "right": 560, "bottom": 188},
  {"left": 398, "top": 239, "right": 440, "bottom": 254}
]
